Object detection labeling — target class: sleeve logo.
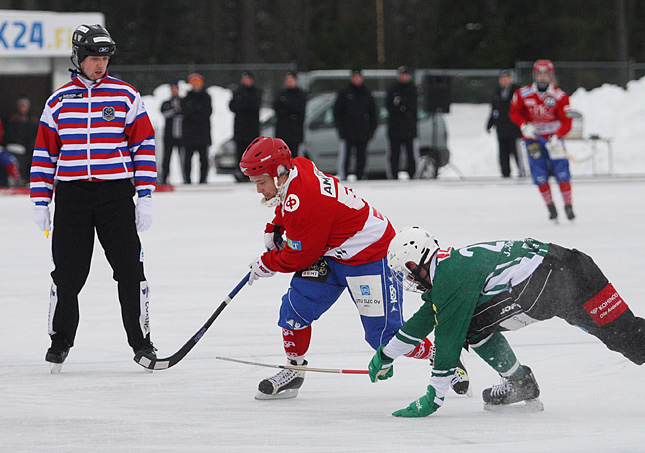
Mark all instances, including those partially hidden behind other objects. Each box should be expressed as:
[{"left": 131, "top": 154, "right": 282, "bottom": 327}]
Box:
[{"left": 284, "top": 194, "right": 300, "bottom": 212}]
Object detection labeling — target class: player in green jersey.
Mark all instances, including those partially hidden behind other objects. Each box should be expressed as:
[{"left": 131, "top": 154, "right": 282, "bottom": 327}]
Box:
[{"left": 368, "top": 226, "right": 645, "bottom": 417}]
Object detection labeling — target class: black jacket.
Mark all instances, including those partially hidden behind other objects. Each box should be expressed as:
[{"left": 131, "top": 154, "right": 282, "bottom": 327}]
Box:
[
  {"left": 333, "top": 83, "right": 377, "bottom": 142},
  {"left": 161, "top": 96, "right": 183, "bottom": 141},
  {"left": 181, "top": 90, "right": 212, "bottom": 146},
  {"left": 385, "top": 80, "right": 418, "bottom": 139},
  {"left": 273, "top": 87, "right": 307, "bottom": 145},
  {"left": 486, "top": 83, "right": 522, "bottom": 140},
  {"left": 229, "top": 85, "right": 262, "bottom": 143}
]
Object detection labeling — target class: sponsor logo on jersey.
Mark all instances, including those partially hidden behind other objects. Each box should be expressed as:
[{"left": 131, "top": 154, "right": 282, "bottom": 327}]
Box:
[
  {"left": 58, "top": 92, "right": 83, "bottom": 102},
  {"left": 286, "top": 237, "right": 301, "bottom": 251},
  {"left": 543, "top": 96, "right": 556, "bottom": 107},
  {"left": 102, "top": 106, "right": 116, "bottom": 121},
  {"left": 583, "top": 283, "right": 628, "bottom": 326},
  {"left": 284, "top": 194, "right": 300, "bottom": 212},
  {"left": 314, "top": 165, "right": 336, "bottom": 198}
]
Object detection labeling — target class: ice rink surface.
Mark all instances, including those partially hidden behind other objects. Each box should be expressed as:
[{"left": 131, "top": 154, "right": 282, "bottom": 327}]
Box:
[{"left": 2, "top": 176, "right": 644, "bottom": 452}]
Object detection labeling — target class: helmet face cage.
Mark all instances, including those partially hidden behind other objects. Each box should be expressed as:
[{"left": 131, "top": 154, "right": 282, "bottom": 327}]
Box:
[
  {"left": 387, "top": 226, "right": 439, "bottom": 293},
  {"left": 533, "top": 59, "right": 554, "bottom": 86},
  {"left": 71, "top": 24, "right": 116, "bottom": 69},
  {"left": 239, "top": 136, "right": 293, "bottom": 178}
]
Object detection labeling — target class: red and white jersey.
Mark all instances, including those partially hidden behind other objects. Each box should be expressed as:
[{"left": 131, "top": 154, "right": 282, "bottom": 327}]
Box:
[
  {"left": 261, "top": 157, "right": 395, "bottom": 273},
  {"left": 509, "top": 83, "right": 572, "bottom": 139}
]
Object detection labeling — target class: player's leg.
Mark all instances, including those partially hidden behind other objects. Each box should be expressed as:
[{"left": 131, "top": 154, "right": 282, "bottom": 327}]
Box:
[
  {"left": 552, "top": 158, "right": 575, "bottom": 220},
  {"left": 257, "top": 258, "right": 345, "bottom": 399},
  {"left": 525, "top": 140, "right": 556, "bottom": 221},
  {"left": 48, "top": 181, "right": 96, "bottom": 369},
  {"left": 94, "top": 180, "right": 152, "bottom": 355}
]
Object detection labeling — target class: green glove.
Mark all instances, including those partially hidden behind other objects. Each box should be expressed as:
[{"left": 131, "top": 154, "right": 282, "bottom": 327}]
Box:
[
  {"left": 392, "top": 385, "right": 443, "bottom": 417},
  {"left": 368, "top": 345, "right": 394, "bottom": 383}
]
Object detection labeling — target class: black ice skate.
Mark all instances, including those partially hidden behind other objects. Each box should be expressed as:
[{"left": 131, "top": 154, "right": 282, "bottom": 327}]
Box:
[
  {"left": 46, "top": 339, "right": 70, "bottom": 374},
  {"left": 134, "top": 343, "right": 157, "bottom": 373},
  {"left": 255, "top": 360, "right": 307, "bottom": 400},
  {"left": 546, "top": 203, "right": 558, "bottom": 223},
  {"left": 482, "top": 365, "right": 543, "bottom": 412},
  {"left": 564, "top": 204, "right": 575, "bottom": 221},
  {"left": 450, "top": 358, "right": 471, "bottom": 396}
]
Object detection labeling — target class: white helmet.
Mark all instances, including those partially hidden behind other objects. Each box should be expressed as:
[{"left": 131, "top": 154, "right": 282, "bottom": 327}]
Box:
[{"left": 387, "top": 226, "right": 439, "bottom": 292}]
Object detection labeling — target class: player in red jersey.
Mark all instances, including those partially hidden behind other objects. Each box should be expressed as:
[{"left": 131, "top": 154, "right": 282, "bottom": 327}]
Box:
[
  {"left": 510, "top": 60, "right": 575, "bottom": 222},
  {"left": 239, "top": 137, "right": 469, "bottom": 400}
]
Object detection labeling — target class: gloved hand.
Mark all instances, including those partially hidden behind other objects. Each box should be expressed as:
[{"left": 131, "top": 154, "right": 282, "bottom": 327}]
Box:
[
  {"left": 135, "top": 196, "right": 153, "bottom": 232},
  {"left": 33, "top": 204, "right": 51, "bottom": 232},
  {"left": 368, "top": 345, "right": 394, "bottom": 382},
  {"left": 546, "top": 135, "right": 566, "bottom": 159},
  {"left": 248, "top": 256, "right": 276, "bottom": 286},
  {"left": 264, "top": 223, "right": 285, "bottom": 251},
  {"left": 392, "top": 385, "right": 443, "bottom": 418},
  {"left": 520, "top": 123, "right": 537, "bottom": 139}
]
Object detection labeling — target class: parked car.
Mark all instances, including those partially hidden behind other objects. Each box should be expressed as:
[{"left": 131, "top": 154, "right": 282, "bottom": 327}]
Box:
[{"left": 214, "top": 91, "right": 449, "bottom": 179}]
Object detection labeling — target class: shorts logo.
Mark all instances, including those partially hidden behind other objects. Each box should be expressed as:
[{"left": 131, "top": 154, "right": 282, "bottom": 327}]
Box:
[
  {"left": 583, "top": 283, "right": 628, "bottom": 326},
  {"left": 284, "top": 194, "right": 300, "bottom": 212},
  {"left": 360, "top": 285, "right": 371, "bottom": 296},
  {"left": 102, "top": 106, "right": 116, "bottom": 121}
]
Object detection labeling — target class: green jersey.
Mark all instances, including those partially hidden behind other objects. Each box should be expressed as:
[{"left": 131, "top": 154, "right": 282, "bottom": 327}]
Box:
[{"left": 395, "top": 238, "right": 549, "bottom": 379}]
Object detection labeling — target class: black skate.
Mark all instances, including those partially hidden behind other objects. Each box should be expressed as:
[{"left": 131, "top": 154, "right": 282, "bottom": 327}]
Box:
[
  {"left": 256, "top": 360, "right": 307, "bottom": 400},
  {"left": 482, "top": 365, "right": 543, "bottom": 412},
  {"left": 564, "top": 204, "right": 575, "bottom": 221},
  {"left": 134, "top": 343, "right": 157, "bottom": 373},
  {"left": 546, "top": 203, "right": 558, "bottom": 223},
  {"left": 450, "top": 358, "right": 471, "bottom": 396},
  {"left": 46, "top": 339, "right": 70, "bottom": 374}
]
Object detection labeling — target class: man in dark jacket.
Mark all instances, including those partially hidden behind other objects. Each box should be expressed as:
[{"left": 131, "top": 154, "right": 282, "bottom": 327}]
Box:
[
  {"left": 486, "top": 70, "right": 524, "bottom": 178},
  {"left": 159, "top": 80, "right": 183, "bottom": 185},
  {"left": 333, "top": 70, "right": 377, "bottom": 180},
  {"left": 273, "top": 72, "right": 307, "bottom": 156},
  {"left": 229, "top": 71, "right": 262, "bottom": 182},
  {"left": 385, "top": 66, "right": 419, "bottom": 179},
  {"left": 181, "top": 73, "right": 212, "bottom": 184}
]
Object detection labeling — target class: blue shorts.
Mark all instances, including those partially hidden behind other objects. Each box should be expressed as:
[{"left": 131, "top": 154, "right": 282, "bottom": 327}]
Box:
[
  {"left": 278, "top": 257, "right": 404, "bottom": 350},
  {"left": 524, "top": 139, "right": 571, "bottom": 185}
]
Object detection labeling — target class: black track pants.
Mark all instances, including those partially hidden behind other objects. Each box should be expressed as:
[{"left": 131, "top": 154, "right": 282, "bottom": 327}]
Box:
[{"left": 49, "top": 180, "right": 150, "bottom": 352}]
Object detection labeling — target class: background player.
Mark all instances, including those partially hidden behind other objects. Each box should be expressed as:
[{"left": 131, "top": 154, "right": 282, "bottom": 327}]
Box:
[{"left": 510, "top": 59, "right": 574, "bottom": 222}]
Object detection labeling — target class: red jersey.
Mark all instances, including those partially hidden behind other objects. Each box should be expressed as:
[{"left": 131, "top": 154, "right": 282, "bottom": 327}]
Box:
[
  {"left": 509, "top": 83, "right": 572, "bottom": 139},
  {"left": 261, "top": 157, "right": 395, "bottom": 273}
]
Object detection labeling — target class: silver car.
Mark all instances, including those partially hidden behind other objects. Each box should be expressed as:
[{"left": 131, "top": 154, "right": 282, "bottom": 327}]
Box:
[{"left": 214, "top": 91, "right": 449, "bottom": 179}]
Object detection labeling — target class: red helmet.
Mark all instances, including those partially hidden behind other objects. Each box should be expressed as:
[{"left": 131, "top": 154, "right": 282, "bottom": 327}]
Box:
[
  {"left": 239, "top": 136, "right": 293, "bottom": 177},
  {"left": 533, "top": 59, "right": 555, "bottom": 74}
]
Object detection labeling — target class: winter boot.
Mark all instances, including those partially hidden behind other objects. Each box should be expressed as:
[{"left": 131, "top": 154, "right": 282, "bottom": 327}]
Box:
[
  {"left": 546, "top": 203, "right": 558, "bottom": 222},
  {"left": 564, "top": 204, "right": 575, "bottom": 221},
  {"left": 256, "top": 360, "right": 307, "bottom": 400},
  {"left": 482, "top": 365, "right": 543, "bottom": 411},
  {"left": 46, "top": 337, "right": 71, "bottom": 374}
]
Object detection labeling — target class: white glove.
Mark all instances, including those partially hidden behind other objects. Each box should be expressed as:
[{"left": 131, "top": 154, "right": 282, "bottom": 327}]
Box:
[
  {"left": 135, "top": 197, "right": 153, "bottom": 232},
  {"left": 248, "top": 256, "right": 276, "bottom": 286},
  {"left": 520, "top": 123, "right": 537, "bottom": 139},
  {"left": 264, "top": 223, "right": 286, "bottom": 251},
  {"left": 546, "top": 135, "right": 566, "bottom": 159},
  {"left": 33, "top": 205, "right": 51, "bottom": 232}
]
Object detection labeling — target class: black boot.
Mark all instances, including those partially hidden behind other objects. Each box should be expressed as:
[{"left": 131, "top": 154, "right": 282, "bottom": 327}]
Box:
[
  {"left": 564, "top": 204, "right": 575, "bottom": 220},
  {"left": 546, "top": 203, "right": 558, "bottom": 221}
]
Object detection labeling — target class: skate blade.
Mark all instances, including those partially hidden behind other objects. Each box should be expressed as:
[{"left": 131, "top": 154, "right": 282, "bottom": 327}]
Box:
[
  {"left": 255, "top": 388, "right": 299, "bottom": 400},
  {"left": 49, "top": 362, "right": 63, "bottom": 374},
  {"left": 484, "top": 398, "right": 544, "bottom": 412}
]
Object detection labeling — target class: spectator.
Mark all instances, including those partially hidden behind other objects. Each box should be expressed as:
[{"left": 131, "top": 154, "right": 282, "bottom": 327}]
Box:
[
  {"left": 333, "top": 69, "right": 377, "bottom": 180},
  {"left": 273, "top": 71, "right": 307, "bottom": 157},
  {"left": 0, "top": 121, "right": 20, "bottom": 187},
  {"left": 229, "top": 71, "right": 262, "bottom": 182},
  {"left": 181, "top": 73, "right": 212, "bottom": 184},
  {"left": 159, "top": 79, "right": 184, "bottom": 185},
  {"left": 385, "top": 66, "right": 419, "bottom": 179},
  {"left": 30, "top": 23, "right": 157, "bottom": 373},
  {"left": 4, "top": 95, "right": 39, "bottom": 184},
  {"left": 486, "top": 70, "right": 524, "bottom": 178}
]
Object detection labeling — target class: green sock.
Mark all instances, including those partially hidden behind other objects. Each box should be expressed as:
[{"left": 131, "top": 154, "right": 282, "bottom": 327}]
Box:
[{"left": 472, "top": 332, "right": 520, "bottom": 376}]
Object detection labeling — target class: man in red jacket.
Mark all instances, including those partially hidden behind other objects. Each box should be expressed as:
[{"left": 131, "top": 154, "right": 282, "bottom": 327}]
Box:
[{"left": 240, "top": 136, "right": 469, "bottom": 400}]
